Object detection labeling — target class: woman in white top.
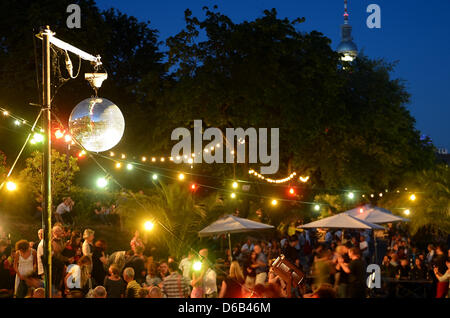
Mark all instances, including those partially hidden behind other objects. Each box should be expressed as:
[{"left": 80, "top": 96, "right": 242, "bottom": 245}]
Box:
[{"left": 14, "top": 240, "right": 37, "bottom": 298}]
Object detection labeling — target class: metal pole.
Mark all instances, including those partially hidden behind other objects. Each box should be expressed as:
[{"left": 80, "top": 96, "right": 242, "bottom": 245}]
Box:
[
  {"left": 373, "top": 231, "right": 378, "bottom": 264},
  {"left": 41, "top": 26, "right": 53, "bottom": 298},
  {"left": 228, "top": 233, "right": 232, "bottom": 262}
]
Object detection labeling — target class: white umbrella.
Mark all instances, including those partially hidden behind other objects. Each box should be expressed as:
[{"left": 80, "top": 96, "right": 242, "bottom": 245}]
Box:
[
  {"left": 199, "top": 214, "right": 274, "bottom": 236},
  {"left": 298, "top": 213, "right": 384, "bottom": 264},
  {"left": 298, "top": 213, "right": 385, "bottom": 230},
  {"left": 198, "top": 215, "right": 274, "bottom": 260},
  {"left": 344, "top": 204, "right": 409, "bottom": 224}
]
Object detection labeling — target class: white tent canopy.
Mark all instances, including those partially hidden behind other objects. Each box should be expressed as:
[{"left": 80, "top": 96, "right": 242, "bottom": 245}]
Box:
[
  {"left": 343, "top": 204, "right": 409, "bottom": 224},
  {"left": 298, "top": 213, "right": 385, "bottom": 230},
  {"left": 198, "top": 214, "right": 274, "bottom": 237}
]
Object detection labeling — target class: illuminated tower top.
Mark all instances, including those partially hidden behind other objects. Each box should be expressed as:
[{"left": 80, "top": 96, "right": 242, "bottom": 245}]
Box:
[{"left": 337, "top": 0, "right": 358, "bottom": 61}]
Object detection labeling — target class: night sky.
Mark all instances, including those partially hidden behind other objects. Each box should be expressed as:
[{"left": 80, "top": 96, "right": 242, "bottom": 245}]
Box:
[{"left": 95, "top": 0, "right": 450, "bottom": 149}]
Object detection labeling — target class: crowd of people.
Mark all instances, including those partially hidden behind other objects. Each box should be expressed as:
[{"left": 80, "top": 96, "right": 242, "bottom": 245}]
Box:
[{"left": 0, "top": 219, "right": 448, "bottom": 298}]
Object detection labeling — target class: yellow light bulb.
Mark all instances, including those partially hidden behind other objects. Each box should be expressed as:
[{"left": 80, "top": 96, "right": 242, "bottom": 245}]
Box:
[
  {"left": 193, "top": 261, "right": 202, "bottom": 271},
  {"left": 6, "top": 181, "right": 17, "bottom": 191},
  {"left": 144, "top": 221, "right": 154, "bottom": 231}
]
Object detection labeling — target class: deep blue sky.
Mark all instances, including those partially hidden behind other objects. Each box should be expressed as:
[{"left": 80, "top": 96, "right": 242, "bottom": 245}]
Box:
[{"left": 95, "top": 0, "right": 450, "bottom": 149}]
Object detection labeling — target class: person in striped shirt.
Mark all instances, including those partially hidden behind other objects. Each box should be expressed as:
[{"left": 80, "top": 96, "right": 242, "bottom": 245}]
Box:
[{"left": 162, "top": 261, "right": 189, "bottom": 298}]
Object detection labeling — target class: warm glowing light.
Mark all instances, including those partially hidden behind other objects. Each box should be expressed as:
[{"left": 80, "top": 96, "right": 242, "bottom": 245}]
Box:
[
  {"left": 271, "top": 199, "right": 278, "bottom": 206},
  {"left": 249, "top": 170, "right": 297, "bottom": 184},
  {"left": 379, "top": 193, "right": 383, "bottom": 197},
  {"left": 169, "top": 157, "right": 173, "bottom": 161},
  {"left": 204, "top": 149, "right": 209, "bottom": 153},
  {"left": 115, "top": 162, "right": 121, "bottom": 169},
  {"left": 144, "top": 221, "right": 154, "bottom": 231},
  {"left": 404, "top": 209, "right": 410, "bottom": 216},
  {"left": 55, "top": 129, "right": 64, "bottom": 139},
  {"left": 178, "top": 173, "right": 185, "bottom": 181},
  {"left": 6, "top": 181, "right": 17, "bottom": 191},
  {"left": 314, "top": 204, "right": 320, "bottom": 211},
  {"left": 142, "top": 156, "right": 147, "bottom": 162},
  {"left": 14, "top": 120, "right": 21, "bottom": 126},
  {"left": 121, "top": 154, "right": 126, "bottom": 159},
  {"left": 193, "top": 261, "right": 202, "bottom": 271},
  {"left": 96, "top": 177, "right": 108, "bottom": 188},
  {"left": 230, "top": 192, "right": 236, "bottom": 199},
  {"left": 31, "top": 133, "right": 44, "bottom": 144},
  {"left": 187, "top": 158, "right": 193, "bottom": 164},
  {"left": 78, "top": 150, "right": 86, "bottom": 158},
  {"left": 289, "top": 187, "right": 295, "bottom": 195},
  {"left": 152, "top": 174, "right": 158, "bottom": 180},
  {"left": 299, "top": 176, "right": 309, "bottom": 183},
  {"left": 126, "top": 163, "right": 133, "bottom": 170},
  {"left": 409, "top": 194, "right": 416, "bottom": 201},
  {"left": 191, "top": 183, "right": 197, "bottom": 191},
  {"left": 151, "top": 157, "right": 156, "bottom": 162},
  {"left": 110, "top": 151, "right": 115, "bottom": 157},
  {"left": 232, "top": 181, "right": 238, "bottom": 189},
  {"left": 2, "top": 111, "right": 8, "bottom": 116},
  {"left": 359, "top": 208, "right": 364, "bottom": 214},
  {"left": 160, "top": 157, "right": 165, "bottom": 162},
  {"left": 64, "top": 134, "right": 72, "bottom": 143},
  {"left": 348, "top": 192, "right": 354, "bottom": 199}
]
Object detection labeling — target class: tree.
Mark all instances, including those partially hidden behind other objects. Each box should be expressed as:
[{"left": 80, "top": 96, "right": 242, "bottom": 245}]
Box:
[
  {"left": 381, "top": 165, "right": 450, "bottom": 236},
  {"left": 143, "top": 7, "right": 435, "bottom": 220},
  {"left": 19, "top": 149, "right": 79, "bottom": 202}
]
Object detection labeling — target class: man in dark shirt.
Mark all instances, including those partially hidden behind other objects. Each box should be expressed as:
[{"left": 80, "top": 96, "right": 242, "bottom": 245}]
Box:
[
  {"left": 283, "top": 236, "right": 300, "bottom": 265},
  {"left": 339, "top": 247, "right": 366, "bottom": 298},
  {"left": 397, "top": 258, "right": 411, "bottom": 279},
  {"left": 123, "top": 246, "right": 146, "bottom": 285},
  {"left": 411, "top": 258, "right": 427, "bottom": 280}
]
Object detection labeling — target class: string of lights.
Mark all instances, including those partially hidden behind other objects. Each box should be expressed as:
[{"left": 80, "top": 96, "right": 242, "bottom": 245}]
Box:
[{"left": 1, "top": 106, "right": 420, "bottom": 202}]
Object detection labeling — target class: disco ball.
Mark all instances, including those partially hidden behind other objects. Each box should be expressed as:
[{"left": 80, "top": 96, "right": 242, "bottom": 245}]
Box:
[{"left": 69, "top": 97, "right": 125, "bottom": 152}]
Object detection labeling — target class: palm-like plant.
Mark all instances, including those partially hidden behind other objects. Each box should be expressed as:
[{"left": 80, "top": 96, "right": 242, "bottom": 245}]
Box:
[
  {"left": 384, "top": 165, "right": 450, "bottom": 236},
  {"left": 407, "top": 165, "right": 450, "bottom": 235},
  {"left": 117, "top": 182, "right": 225, "bottom": 259}
]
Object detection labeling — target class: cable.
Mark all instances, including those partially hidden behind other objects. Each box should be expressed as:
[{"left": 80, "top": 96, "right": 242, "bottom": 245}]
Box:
[{"left": 0, "top": 109, "right": 43, "bottom": 191}]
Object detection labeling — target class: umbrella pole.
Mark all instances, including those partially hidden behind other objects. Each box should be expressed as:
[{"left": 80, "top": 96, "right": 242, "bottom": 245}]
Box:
[
  {"left": 373, "top": 231, "right": 378, "bottom": 264},
  {"left": 228, "top": 233, "right": 232, "bottom": 262}
]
